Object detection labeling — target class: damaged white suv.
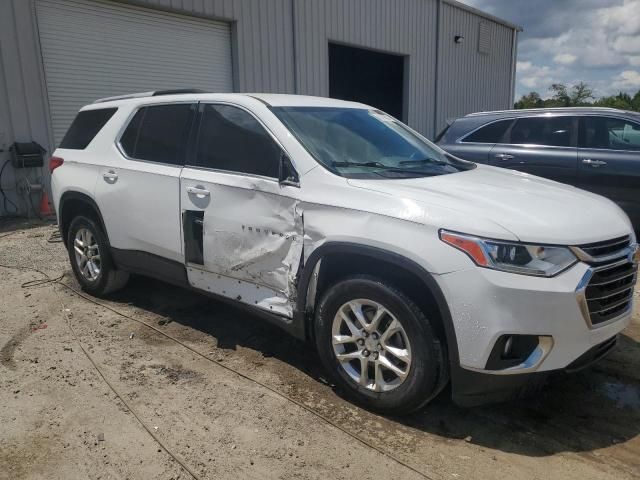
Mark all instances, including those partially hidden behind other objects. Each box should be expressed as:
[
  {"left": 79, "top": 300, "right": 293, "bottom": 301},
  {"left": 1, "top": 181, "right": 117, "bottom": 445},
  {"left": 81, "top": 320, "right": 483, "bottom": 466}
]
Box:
[{"left": 51, "top": 91, "right": 639, "bottom": 414}]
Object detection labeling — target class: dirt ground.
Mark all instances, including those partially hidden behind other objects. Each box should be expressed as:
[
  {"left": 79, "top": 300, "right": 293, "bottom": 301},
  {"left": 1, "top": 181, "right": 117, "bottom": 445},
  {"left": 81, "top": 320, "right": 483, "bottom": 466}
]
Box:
[{"left": 1, "top": 220, "right": 639, "bottom": 480}]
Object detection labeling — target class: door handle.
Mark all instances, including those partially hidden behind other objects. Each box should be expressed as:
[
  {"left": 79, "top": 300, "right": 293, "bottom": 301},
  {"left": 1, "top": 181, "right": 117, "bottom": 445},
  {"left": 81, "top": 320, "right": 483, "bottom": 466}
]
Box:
[
  {"left": 582, "top": 159, "right": 607, "bottom": 168},
  {"left": 494, "top": 153, "right": 514, "bottom": 161},
  {"left": 186, "top": 186, "right": 210, "bottom": 197},
  {"left": 102, "top": 170, "right": 118, "bottom": 181}
]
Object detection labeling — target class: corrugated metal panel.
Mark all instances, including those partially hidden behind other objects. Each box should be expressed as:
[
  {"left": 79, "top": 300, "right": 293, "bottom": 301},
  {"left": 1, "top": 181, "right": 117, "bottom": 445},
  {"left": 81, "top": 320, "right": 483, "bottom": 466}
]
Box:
[
  {"left": 0, "top": 0, "right": 53, "bottom": 216},
  {"left": 293, "top": 0, "right": 439, "bottom": 137},
  {"left": 436, "top": 2, "right": 515, "bottom": 133},
  {"left": 36, "top": 0, "right": 233, "bottom": 144},
  {"left": 132, "top": 0, "right": 296, "bottom": 94},
  {"left": 0, "top": 0, "right": 517, "bottom": 216}
]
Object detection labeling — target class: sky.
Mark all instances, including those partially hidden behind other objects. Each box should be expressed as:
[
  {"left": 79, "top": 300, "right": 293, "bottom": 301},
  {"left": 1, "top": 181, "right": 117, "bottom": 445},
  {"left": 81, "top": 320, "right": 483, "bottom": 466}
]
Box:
[{"left": 459, "top": 0, "right": 640, "bottom": 100}]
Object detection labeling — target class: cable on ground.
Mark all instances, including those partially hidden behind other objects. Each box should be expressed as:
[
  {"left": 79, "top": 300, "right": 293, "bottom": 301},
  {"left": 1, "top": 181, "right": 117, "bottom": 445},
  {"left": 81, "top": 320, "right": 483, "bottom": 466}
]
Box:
[{"left": 0, "top": 261, "right": 437, "bottom": 480}]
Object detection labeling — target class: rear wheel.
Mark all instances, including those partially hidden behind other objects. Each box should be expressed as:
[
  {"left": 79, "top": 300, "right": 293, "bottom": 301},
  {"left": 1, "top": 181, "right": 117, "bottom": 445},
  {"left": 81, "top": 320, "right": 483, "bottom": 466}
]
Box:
[
  {"left": 67, "top": 215, "right": 129, "bottom": 296},
  {"left": 315, "top": 275, "right": 446, "bottom": 414}
]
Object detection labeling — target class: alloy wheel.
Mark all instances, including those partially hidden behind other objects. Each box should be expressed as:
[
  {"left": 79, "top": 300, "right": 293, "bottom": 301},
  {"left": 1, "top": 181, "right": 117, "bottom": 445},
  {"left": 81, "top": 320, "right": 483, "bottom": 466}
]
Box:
[
  {"left": 331, "top": 299, "right": 412, "bottom": 392},
  {"left": 73, "top": 227, "right": 101, "bottom": 282}
]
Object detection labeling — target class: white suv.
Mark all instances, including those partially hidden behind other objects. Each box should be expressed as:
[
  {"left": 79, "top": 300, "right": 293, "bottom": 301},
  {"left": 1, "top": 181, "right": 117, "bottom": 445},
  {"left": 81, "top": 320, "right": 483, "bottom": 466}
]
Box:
[{"left": 50, "top": 91, "right": 639, "bottom": 414}]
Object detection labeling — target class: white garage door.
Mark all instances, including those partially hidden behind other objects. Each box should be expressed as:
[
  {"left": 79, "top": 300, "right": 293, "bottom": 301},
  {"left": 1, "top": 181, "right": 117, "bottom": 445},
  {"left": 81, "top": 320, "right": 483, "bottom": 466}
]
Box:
[{"left": 36, "top": 0, "right": 233, "bottom": 144}]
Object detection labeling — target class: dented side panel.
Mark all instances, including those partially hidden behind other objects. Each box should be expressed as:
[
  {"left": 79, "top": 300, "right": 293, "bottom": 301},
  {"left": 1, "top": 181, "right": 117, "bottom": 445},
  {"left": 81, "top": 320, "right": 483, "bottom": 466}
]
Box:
[{"left": 180, "top": 168, "right": 303, "bottom": 317}]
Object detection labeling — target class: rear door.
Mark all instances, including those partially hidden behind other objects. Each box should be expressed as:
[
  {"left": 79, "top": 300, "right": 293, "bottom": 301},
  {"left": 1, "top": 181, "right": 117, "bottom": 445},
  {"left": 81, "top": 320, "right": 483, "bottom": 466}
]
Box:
[
  {"left": 180, "top": 103, "right": 303, "bottom": 317},
  {"left": 489, "top": 115, "right": 579, "bottom": 186},
  {"left": 95, "top": 103, "right": 195, "bottom": 264},
  {"left": 577, "top": 115, "right": 640, "bottom": 229}
]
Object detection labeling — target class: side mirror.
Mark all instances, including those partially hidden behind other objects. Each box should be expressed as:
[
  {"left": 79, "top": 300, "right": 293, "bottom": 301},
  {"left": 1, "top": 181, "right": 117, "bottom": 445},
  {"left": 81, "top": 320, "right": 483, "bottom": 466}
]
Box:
[{"left": 279, "top": 152, "right": 300, "bottom": 187}]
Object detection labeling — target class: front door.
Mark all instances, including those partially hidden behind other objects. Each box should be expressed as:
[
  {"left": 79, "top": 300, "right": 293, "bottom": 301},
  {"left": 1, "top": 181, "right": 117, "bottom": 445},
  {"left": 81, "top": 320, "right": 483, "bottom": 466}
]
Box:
[
  {"left": 180, "top": 103, "right": 303, "bottom": 317},
  {"left": 489, "top": 115, "right": 578, "bottom": 186},
  {"left": 577, "top": 115, "right": 640, "bottom": 230}
]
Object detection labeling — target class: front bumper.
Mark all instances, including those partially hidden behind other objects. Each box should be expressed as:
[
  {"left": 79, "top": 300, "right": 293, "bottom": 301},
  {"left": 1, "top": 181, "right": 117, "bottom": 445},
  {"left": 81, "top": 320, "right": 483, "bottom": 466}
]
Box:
[
  {"left": 436, "top": 260, "right": 635, "bottom": 405},
  {"left": 451, "top": 335, "right": 619, "bottom": 407},
  {"left": 438, "top": 262, "right": 633, "bottom": 372}
]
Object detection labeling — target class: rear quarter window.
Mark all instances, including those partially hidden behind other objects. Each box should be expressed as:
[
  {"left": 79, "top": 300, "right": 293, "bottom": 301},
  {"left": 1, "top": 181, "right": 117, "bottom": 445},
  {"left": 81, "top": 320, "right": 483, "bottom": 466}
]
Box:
[
  {"left": 59, "top": 108, "right": 118, "bottom": 149},
  {"left": 119, "top": 104, "right": 194, "bottom": 165},
  {"left": 462, "top": 119, "right": 513, "bottom": 144}
]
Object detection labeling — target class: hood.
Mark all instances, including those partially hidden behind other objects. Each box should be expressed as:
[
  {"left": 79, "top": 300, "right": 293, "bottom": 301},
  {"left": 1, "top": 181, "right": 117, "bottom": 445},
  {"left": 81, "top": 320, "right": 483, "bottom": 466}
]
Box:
[{"left": 347, "top": 165, "right": 633, "bottom": 245}]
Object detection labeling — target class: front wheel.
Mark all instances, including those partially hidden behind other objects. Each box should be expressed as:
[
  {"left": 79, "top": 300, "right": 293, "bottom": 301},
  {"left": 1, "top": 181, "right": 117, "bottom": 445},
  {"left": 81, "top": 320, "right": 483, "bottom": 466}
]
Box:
[
  {"left": 314, "top": 275, "right": 447, "bottom": 415},
  {"left": 67, "top": 215, "right": 129, "bottom": 296}
]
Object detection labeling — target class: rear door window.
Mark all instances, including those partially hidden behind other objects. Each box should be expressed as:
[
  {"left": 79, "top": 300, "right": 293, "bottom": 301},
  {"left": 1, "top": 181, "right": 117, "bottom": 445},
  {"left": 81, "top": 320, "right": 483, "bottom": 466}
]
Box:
[
  {"left": 509, "top": 116, "right": 574, "bottom": 147},
  {"left": 462, "top": 119, "right": 513, "bottom": 144},
  {"left": 119, "top": 103, "right": 195, "bottom": 165},
  {"left": 59, "top": 108, "right": 117, "bottom": 149},
  {"left": 579, "top": 116, "right": 640, "bottom": 151},
  {"left": 193, "top": 104, "right": 281, "bottom": 178}
]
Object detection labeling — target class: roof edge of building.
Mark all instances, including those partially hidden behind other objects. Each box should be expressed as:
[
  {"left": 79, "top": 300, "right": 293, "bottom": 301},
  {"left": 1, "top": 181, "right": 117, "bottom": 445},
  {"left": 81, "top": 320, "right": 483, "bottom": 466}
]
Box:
[{"left": 443, "top": 0, "right": 523, "bottom": 32}]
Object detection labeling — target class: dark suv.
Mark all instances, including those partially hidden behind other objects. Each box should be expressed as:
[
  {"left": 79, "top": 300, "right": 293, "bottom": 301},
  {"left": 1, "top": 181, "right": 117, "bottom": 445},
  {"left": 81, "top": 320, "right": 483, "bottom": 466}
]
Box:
[{"left": 437, "top": 107, "right": 640, "bottom": 232}]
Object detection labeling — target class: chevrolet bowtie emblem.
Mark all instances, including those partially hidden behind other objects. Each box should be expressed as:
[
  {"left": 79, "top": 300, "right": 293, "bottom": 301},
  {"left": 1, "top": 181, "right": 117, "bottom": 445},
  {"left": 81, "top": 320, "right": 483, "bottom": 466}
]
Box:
[{"left": 630, "top": 243, "right": 640, "bottom": 265}]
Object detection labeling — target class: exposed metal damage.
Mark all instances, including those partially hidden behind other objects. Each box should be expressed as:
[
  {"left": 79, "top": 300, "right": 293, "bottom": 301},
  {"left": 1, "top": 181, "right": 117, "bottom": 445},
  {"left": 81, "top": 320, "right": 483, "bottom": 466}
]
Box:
[{"left": 185, "top": 190, "right": 305, "bottom": 318}]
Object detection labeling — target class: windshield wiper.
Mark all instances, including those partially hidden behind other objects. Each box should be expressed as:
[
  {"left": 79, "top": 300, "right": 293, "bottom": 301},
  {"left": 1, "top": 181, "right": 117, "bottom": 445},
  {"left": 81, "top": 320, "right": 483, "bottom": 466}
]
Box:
[
  {"left": 331, "top": 161, "right": 388, "bottom": 169},
  {"left": 399, "top": 158, "right": 448, "bottom": 166}
]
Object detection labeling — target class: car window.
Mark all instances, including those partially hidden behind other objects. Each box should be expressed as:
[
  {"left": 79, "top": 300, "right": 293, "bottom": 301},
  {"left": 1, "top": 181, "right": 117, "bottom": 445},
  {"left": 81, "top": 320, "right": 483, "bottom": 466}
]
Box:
[
  {"left": 59, "top": 108, "right": 117, "bottom": 149},
  {"left": 119, "top": 104, "right": 194, "bottom": 165},
  {"left": 194, "top": 104, "right": 281, "bottom": 178},
  {"left": 509, "top": 116, "right": 574, "bottom": 147},
  {"left": 462, "top": 119, "right": 513, "bottom": 144},
  {"left": 580, "top": 116, "right": 640, "bottom": 151}
]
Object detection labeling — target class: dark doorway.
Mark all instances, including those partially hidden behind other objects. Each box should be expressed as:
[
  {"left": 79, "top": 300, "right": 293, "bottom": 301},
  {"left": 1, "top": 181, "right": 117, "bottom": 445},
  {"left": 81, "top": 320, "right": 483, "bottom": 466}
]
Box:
[{"left": 329, "top": 43, "right": 405, "bottom": 120}]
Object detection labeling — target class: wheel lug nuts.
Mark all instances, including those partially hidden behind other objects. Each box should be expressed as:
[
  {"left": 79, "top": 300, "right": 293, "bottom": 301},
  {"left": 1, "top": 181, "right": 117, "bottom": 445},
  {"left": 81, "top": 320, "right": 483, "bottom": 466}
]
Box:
[
  {"left": 362, "top": 349, "right": 370, "bottom": 357},
  {"left": 362, "top": 331, "right": 369, "bottom": 338},
  {"left": 372, "top": 333, "right": 379, "bottom": 340},
  {"left": 373, "top": 352, "right": 379, "bottom": 360},
  {"left": 377, "top": 344, "right": 382, "bottom": 351},
  {"left": 357, "top": 339, "right": 365, "bottom": 346}
]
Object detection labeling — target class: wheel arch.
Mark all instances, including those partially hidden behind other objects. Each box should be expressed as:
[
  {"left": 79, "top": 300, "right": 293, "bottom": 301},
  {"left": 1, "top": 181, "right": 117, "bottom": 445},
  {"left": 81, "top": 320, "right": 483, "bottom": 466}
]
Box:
[
  {"left": 59, "top": 191, "right": 110, "bottom": 248},
  {"left": 296, "top": 242, "right": 460, "bottom": 370}
]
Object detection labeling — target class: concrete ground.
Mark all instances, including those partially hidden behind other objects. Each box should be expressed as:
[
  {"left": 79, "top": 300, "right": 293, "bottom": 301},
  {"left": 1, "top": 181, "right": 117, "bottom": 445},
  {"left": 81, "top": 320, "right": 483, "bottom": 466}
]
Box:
[{"left": 1, "top": 220, "right": 639, "bottom": 480}]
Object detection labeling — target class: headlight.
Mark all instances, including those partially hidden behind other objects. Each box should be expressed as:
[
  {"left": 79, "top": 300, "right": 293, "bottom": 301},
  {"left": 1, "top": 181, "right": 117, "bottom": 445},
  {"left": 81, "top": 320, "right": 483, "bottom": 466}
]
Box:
[{"left": 440, "top": 230, "right": 577, "bottom": 277}]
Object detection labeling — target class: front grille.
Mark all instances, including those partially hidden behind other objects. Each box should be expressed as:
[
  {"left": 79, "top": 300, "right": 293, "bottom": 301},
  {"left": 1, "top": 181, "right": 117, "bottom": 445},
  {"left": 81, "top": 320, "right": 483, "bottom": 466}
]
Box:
[
  {"left": 576, "top": 236, "right": 637, "bottom": 326},
  {"left": 579, "top": 235, "right": 630, "bottom": 259}
]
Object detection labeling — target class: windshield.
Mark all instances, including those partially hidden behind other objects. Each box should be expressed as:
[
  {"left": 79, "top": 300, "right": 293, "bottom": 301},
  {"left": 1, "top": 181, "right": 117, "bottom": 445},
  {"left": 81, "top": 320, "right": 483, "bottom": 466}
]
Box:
[{"left": 272, "top": 107, "right": 475, "bottom": 179}]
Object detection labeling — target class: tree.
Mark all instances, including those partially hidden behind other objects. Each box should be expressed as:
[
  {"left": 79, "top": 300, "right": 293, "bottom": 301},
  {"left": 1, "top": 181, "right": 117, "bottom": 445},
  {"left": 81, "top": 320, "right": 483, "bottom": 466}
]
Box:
[
  {"left": 549, "top": 83, "right": 571, "bottom": 107},
  {"left": 514, "top": 91, "right": 544, "bottom": 109},
  {"left": 548, "top": 82, "right": 594, "bottom": 107},
  {"left": 632, "top": 90, "right": 640, "bottom": 111},
  {"left": 570, "top": 81, "right": 594, "bottom": 106},
  {"left": 513, "top": 82, "right": 640, "bottom": 112},
  {"left": 595, "top": 92, "right": 632, "bottom": 110}
]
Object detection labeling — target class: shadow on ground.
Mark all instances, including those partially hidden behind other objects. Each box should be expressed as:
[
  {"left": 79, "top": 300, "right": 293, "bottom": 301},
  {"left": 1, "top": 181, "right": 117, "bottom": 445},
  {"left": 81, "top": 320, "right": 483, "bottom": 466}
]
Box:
[{"left": 107, "top": 275, "right": 640, "bottom": 458}]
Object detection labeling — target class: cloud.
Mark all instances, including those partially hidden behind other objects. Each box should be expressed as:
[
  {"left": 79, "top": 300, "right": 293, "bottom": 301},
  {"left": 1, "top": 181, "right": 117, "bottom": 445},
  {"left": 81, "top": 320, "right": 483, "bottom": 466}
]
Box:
[
  {"left": 612, "top": 70, "right": 640, "bottom": 90},
  {"left": 553, "top": 53, "right": 577, "bottom": 65}
]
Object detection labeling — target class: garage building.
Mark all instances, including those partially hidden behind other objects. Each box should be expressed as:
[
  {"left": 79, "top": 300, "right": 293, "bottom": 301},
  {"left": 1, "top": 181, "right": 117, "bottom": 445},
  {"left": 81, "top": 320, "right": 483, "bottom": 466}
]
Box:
[{"left": 0, "top": 0, "right": 519, "bottom": 216}]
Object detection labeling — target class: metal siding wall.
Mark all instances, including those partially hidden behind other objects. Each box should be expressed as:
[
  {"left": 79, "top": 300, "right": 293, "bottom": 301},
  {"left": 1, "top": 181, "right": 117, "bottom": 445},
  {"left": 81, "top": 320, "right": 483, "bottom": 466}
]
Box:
[
  {"left": 436, "top": 2, "right": 514, "bottom": 132},
  {"left": 0, "top": 0, "right": 53, "bottom": 215},
  {"left": 293, "top": 0, "right": 438, "bottom": 137},
  {"left": 127, "top": 0, "right": 295, "bottom": 93},
  {"left": 0, "top": 0, "right": 517, "bottom": 217}
]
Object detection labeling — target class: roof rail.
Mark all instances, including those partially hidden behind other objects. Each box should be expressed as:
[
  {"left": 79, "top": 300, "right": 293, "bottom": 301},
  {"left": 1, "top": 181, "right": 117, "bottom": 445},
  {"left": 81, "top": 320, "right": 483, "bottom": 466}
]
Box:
[
  {"left": 465, "top": 106, "right": 632, "bottom": 117},
  {"left": 152, "top": 88, "right": 208, "bottom": 96},
  {"left": 93, "top": 88, "right": 208, "bottom": 103}
]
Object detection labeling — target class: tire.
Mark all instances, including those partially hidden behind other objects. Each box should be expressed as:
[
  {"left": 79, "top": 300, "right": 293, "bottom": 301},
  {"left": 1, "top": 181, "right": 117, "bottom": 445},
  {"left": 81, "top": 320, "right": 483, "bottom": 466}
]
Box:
[
  {"left": 314, "top": 275, "right": 446, "bottom": 415},
  {"left": 66, "top": 215, "right": 129, "bottom": 296}
]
